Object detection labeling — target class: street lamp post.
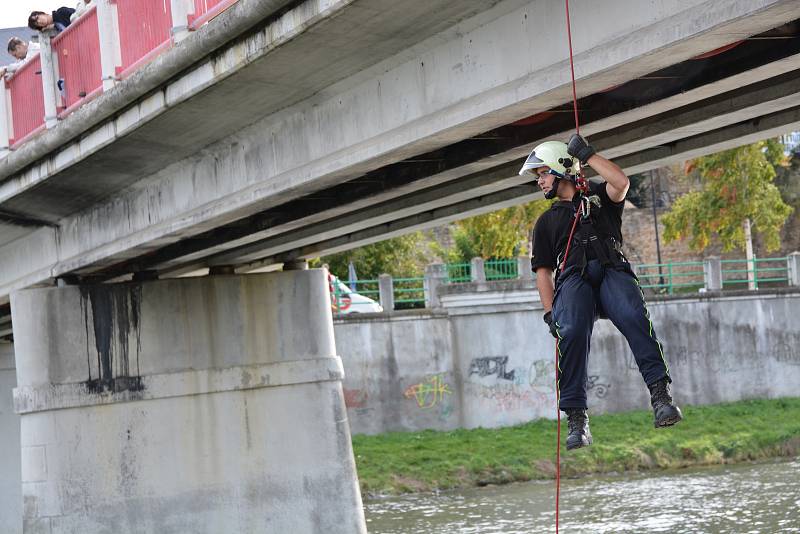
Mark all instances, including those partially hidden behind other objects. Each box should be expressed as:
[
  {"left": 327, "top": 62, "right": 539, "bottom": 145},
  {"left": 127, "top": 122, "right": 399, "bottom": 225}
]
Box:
[{"left": 651, "top": 170, "right": 665, "bottom": 287}]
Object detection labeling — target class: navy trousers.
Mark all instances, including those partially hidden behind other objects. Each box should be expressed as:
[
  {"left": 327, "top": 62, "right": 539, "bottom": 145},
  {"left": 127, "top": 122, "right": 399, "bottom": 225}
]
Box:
[{"left": 552, "top": 259, "right": 671, "bottom": 410}]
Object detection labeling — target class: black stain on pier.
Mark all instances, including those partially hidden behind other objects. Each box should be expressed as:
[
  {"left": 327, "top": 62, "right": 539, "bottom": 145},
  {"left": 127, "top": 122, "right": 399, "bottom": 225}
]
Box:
[{"left": 79, "top": 284, "right": 145, "bottom": 394}]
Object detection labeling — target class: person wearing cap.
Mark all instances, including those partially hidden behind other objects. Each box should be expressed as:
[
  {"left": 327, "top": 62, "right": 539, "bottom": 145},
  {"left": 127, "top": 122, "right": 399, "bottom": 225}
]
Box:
[{"left": 520, "top": 134, "right": 682, "bottom": 450}]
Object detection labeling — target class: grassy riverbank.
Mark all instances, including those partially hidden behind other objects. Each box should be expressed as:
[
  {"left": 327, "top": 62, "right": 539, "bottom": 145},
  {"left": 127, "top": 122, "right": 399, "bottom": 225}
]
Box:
[{"left": 352, "top": 398, "right": 800, "bottom": 496}]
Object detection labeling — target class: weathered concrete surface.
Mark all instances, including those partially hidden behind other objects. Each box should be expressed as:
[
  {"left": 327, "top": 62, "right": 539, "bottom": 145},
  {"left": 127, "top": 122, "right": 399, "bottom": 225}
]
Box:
[
  {"left": 334, "top": 312, "right": 459, "bottom": 435},
  {"left": 10, "top": 270, "right": 366, "bottom": 533},
  {"left": 0, "top": 342, "right": 21, "bottom": 534},
  {"left": 335, "top": 283, "right": 800, "bottom": 434},
  {"left": 2, "top": 0, "right": 797, "bottom": 302}
]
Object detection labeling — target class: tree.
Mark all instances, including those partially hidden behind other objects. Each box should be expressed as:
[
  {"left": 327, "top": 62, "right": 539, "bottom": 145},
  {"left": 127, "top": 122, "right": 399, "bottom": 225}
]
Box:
[
  {"left": 662, "top": 139, "right": 793, "bottom": 254},
  {"left": 312, "top": 232, "right": 430, "bottom": 280},
  {"left": 440, "top": 199, "right": 553, "bottom": 263}
]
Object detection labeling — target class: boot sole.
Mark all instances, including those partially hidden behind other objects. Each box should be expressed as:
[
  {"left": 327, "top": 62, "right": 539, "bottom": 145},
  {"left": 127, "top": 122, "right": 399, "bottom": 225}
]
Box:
[
  {"left": 566, "top": 437, "right": 593, "bottom": 450},
  {"left": 654, "top": 414, "right": 683, "bottom": 428}
]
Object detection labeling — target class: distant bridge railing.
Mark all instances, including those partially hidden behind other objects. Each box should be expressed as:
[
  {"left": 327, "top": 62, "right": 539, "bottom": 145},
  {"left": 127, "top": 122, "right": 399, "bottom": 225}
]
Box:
[
  {"left": 0, "top": 0, "right": 240, "bottom": 155},
  {"left": 331, "top": 253, "right": 800, "bottom": 315},
  {"left": 636, "top": 256, "right": 793, "bottom": 294}
]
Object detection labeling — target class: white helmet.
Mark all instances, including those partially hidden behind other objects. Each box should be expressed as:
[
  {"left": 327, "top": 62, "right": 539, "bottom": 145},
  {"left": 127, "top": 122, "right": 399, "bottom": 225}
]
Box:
[{"left": 518, "top": 140, "right": 579, "bottom": 178}]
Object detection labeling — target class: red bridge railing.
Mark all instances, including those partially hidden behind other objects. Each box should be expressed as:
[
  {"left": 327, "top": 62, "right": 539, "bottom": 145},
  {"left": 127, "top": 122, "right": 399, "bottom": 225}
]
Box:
[
  {"left": 52, "top": 6, "right": 103, "bottom": 113},
  {"left": 190, "top": 0, "right": 238, "bottom": 29},
  {"left": 116, "top": 0, "right": 174, "bottom": 79},
  {"left": 2, "top": 0, "right": 241, "bottom": 153},
  {"left": 7, "top": 56, "right": 45, "bottom": 147}
]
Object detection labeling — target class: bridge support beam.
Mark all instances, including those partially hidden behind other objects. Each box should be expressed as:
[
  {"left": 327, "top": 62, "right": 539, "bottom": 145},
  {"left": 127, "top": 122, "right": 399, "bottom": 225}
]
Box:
[
  {"left": 0, "top": 342, "right": 22, "bottom": 534},
  {"left": 10, "top": 271, "right": 366, "bottom": 533}
]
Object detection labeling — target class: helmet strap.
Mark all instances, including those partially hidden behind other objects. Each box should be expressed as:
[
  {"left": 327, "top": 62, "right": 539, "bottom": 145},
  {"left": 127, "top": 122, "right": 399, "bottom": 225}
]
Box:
[{"left": 544, "top": 176, "right": 561, "bottom": 199}]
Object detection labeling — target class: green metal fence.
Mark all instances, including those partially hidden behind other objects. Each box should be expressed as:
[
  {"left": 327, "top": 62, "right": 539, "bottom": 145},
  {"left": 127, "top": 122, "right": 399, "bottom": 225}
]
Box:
[
  {"left": 635, "top": 261, "right": 705, "bottom": 294},
  {"left": 446, "top": 263, "right": 472, "bottom": 283},
  {"left": 484, "top": 259, "right": 519, "bottom": 281},
  {"left": 393, "top": 277, "right": 426, "bottom": 308},
  {"left": 332, "top": 255, "right": 793, "bottom": 314},
  {"left": 349, "top": 279, "right": 380, "bottom": 308},
  {"left": 330, "top": 277, "right": 382, "bottom": 316},
  {"left": 721, "top": 256, "right": 789, "bottom": 289}
]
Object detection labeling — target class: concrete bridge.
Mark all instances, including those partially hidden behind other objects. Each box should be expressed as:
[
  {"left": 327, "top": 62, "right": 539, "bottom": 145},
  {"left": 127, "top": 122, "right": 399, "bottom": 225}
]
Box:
[
  {"left": 1, "top": 0, "right": 799, "bottom": 297},
  {"left": 0, "top": 0, "right": 799, "bottom": 531}
]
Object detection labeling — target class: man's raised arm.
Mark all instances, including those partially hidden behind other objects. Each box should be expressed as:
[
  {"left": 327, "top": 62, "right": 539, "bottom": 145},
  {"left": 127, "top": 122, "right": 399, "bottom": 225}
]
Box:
[{"left": 567, "top": 134, "right": 629, "bottom": 203}]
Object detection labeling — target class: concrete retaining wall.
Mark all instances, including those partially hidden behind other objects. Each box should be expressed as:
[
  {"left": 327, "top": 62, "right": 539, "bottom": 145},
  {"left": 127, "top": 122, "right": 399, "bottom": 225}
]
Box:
[{"left": 335, "top": 282, "right": 800, "bottom": 435}]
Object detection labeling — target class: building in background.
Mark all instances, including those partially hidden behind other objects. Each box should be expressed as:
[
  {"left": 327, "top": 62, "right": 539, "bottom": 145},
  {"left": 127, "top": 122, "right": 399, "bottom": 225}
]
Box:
[{"left": 782, "top": 131, "right": 800, "bottom": 152}]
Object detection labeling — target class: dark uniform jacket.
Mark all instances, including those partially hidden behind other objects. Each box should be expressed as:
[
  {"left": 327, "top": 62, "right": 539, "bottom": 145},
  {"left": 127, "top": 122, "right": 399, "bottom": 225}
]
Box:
[
  {"left": 52, "top": 7, "right": 76, "bottom": 33},
  {"left": 531, "top": 181, "right": 625, "bottom": 276}
]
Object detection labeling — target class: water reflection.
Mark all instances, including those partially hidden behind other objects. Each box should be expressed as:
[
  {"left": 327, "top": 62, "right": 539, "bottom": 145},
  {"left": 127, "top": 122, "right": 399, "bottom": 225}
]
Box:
[{"left": 365, "top": 459, "right": 800, "bottom": 533}]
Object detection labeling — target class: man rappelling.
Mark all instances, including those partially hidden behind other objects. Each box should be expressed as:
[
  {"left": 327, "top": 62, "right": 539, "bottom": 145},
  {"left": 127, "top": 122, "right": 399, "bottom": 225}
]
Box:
[{"left": 521, "top": 134, "right": 683, "bottom": 450}]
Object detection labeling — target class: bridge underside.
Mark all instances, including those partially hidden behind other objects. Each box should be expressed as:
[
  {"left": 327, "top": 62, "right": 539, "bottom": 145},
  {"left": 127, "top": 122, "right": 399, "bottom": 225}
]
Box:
[
  {"left": 152, "top": 20, "right": 800, "bottom": 276},
  {"left": 0, "top": 0, "right": 799, "bottom": 330}
]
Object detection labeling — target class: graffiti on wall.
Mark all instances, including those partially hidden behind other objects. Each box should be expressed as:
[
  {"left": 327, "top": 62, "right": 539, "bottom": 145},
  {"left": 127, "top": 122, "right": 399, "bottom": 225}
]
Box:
[
  {"left": 528, "top": 359, "right": 556, "bottom": 395},
  {"left": 587, "top": 375, "right": 610, "bottom": 398},
  {"left": 404, "top": 374, "right": 452, "bottom": 409},
  {"left": 468, "top": 356, "right": 516, "bottom": 381},
  {"left": 343, "top": 388, "right": 368, "bottom": 409},
  {"left": 472, "top": 383, "right": 549, "bottom": 412}
]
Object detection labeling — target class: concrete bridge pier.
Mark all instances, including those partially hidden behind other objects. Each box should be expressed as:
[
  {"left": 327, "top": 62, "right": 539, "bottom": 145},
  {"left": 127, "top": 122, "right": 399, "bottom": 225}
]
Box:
[
  {"left": 10, "top": 270, "right": 366, "bottom": 533},
  {"left": 0, "top": 342, "right": 22, "bottom": 534}
]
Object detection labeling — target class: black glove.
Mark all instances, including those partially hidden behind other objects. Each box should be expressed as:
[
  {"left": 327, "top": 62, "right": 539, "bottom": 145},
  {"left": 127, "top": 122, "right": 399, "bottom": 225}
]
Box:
[
  {"left": 567, "top": 133, "right": 595, "bottom": 165},
  {"left": 543, "top": 311, "right": 559, "bottom": 339}
]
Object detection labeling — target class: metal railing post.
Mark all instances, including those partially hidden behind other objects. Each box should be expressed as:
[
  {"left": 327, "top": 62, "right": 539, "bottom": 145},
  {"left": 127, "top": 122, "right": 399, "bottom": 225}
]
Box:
[
  {"left": 752, "top": 255, "right": 758, "bottom": 290},
  {"left": 470, "top": 257, "right": 485, "bottom": 283},
  {"left": 788, "top": 252, "right": 800, "bottom": 287},
  {"left": 667, "top": 262, "right": 673, "bottom": 294},
  {"left": 39, "top": 31, "right": 60, "bottom": 128},
  {"left": 703, "top": 256, "right": 722, "bottom": 292},
  {"left": 0, "top": 81, "right": 10, "bottom": 156},
  {"left": 378, "top": 274, "right": 394, "bottom": 313},
  {"left": 97, "top": 0, "right": 122, "bottom": 91},
  {"left": 171, "top": 0, "right": 195, "bottom": 42}
]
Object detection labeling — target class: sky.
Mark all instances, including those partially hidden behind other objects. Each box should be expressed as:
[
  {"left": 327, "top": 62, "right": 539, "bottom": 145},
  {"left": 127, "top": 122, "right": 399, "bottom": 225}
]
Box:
[{"left": 0, "top": 1, "right": 74, "bottom": 30}]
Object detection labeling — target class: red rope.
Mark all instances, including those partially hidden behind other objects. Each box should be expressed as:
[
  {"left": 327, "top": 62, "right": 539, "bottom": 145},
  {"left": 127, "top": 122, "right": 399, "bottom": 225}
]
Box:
[
  {"left": 565, "top": 0, "right": 580, "bottom": 136},
  {"left": 555, "top": 0, "right": 585, "bottom": 532},
  {"left": 564, "top": 0, "right": 588, "bottom": 193}
]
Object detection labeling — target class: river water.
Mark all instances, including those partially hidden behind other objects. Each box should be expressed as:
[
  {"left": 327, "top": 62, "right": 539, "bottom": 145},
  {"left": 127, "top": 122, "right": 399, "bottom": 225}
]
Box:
[{"left": 365, "top": 459, "right": 800, "bottom": 533}]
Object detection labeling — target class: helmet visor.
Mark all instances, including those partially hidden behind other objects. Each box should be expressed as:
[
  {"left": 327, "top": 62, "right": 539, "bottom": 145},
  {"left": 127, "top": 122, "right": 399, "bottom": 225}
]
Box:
[{"left": 518, "top": 151, "right": 546, "bottom": 176}]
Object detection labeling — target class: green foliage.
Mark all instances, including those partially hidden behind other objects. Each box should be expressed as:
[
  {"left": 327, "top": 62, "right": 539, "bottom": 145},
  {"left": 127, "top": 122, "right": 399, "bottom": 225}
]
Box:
[
  {"left": 352, "top": 398, "right": 800, "bottom": 495},
  {"left": 662, "top": 140, "right": 793, "bottom": 252},
  {"left": 312, "top": 232, "right": 430, "bottom": 280},
  {"left": 439, "top": 199, "right": 553, "bottom": 263}
]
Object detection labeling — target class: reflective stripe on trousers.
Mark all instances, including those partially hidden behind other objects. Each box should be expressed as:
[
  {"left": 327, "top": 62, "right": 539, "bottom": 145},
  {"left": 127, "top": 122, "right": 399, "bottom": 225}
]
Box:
[{"left": 552, "top": 259, "right": 670, "bottom": 410}]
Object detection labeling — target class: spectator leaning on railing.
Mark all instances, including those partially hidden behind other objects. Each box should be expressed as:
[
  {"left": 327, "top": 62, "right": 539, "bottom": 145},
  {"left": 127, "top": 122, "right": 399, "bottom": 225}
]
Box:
[
  {"left": 71, "top": 0, "right": 93, "bottom": 22},
  {"left": 28, "top": 7, "right": 76, "bottom": 34},
  {"left": 27, "top": 1, "right": 93, "bottom": 34},
  {"left": 1, "top": 37, "right": 41, "bottom": 77}
]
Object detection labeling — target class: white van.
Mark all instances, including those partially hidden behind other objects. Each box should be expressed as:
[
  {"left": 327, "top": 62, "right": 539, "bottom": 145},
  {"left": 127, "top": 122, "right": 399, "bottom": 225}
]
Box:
[{"left": 328, "top": 275, "right": 384, "bottom": 314}]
